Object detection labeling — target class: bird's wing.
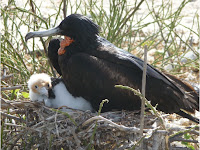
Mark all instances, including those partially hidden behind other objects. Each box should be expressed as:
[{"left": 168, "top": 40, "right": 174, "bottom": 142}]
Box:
[
  {"left": 48, "top": 39, "right": 63, "bottom": 75},
  {"left": 62, "top": 52, "right": 143, "bottom": 112},
  {"left": 61, "top": 48, "right": 197, "bottom": 113},
  {"left": 94, "top": 37, "right": 183, "bottom": 93},
  {"left": 91, "top": 37, "right": 198, "bottom": 113}
]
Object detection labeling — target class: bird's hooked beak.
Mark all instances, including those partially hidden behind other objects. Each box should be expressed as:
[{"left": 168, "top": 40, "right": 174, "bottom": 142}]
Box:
[
  {"left": 39, "top": 87, "right": 49, "bottom": 97},
  {"left": 25, "top": 26, "right": 62, "bottom": 42}
]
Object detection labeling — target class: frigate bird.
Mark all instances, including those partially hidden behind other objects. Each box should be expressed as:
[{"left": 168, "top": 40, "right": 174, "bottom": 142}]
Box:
[
  {"left": 27, "top": 73, "right": 93, "bottom": 111},
  {"left": 25, "top": 14, "right": 199, "bottom": 123}
]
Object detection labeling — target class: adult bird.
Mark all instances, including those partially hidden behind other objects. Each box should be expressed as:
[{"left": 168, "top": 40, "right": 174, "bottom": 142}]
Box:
[{"left": 25, "top": 14, "right": 199, "bottom": 123}]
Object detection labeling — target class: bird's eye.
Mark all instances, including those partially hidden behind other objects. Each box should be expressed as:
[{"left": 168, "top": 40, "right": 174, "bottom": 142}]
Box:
[
  {"left": 47, "top": 84, "right": 49, "bottom": 87},
  {"left": 35, "top": 85, "right": 38, "bottom": 88}
]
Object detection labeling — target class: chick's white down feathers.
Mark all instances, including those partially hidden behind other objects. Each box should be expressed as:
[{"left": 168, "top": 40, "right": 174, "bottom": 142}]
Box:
[
  {"left": 28, "top": 73, "right": 93, "bottom": 111},
  {"left": 28, "top": 73, "right": 51, "bottom": 102}
]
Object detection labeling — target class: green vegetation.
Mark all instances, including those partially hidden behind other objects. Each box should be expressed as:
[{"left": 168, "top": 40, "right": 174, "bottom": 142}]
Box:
[{"left": 1, "top": 0, "right": 199, "bottom": 93}]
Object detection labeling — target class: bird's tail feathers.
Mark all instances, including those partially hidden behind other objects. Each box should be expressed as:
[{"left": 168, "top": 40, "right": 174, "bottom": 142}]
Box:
[
  {"left": 165, "top": 73, "right": 199, "bottom": 113},
  {"left": 177, "top": 110, "right": 199, "bottom": 124}
]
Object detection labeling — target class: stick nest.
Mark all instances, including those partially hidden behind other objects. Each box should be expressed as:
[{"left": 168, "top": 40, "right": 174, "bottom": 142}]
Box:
[{"left": 1, "top": 98, "right": 199, "bottom": 150}]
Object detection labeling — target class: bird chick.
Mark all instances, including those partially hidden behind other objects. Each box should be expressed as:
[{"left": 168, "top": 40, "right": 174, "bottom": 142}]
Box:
[
  {"left": 28, "top": 73, "right": 51, "bottom": 102},
  {"left": 28, "top": 73, "right": 94, "bottom": 111}
]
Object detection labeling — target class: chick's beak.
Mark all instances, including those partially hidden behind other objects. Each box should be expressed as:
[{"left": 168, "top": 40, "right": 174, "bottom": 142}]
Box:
[{"left": 39, "top": 87, "right": 48, "bottom": 97}]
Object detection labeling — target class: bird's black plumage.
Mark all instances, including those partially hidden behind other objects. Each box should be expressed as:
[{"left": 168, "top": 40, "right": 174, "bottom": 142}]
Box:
[
  {"left": 48, "top": 77, "right": 63, "bottom": 99},
  {"left": 48, "top": 39, "right": 62, "bottom": 75},
  {"left": 25, "top": 14, "right": 199, "bottom": 123}
]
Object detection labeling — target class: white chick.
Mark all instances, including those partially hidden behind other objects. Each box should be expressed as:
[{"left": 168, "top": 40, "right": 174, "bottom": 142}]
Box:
[
  {"left": 28, "top": 73, "right": 51, "bottom": 102},
  {"left": 27, "top": 73, "right": 94, "bottom": 111}
]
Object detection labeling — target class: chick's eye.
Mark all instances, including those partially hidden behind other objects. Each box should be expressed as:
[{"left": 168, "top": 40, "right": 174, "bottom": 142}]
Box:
[
  {"left": 35, "top": 85, "right": 38, "bottom": 89},
  {"left": 47, "top": 84, "right": 49, "bottom": 87}
]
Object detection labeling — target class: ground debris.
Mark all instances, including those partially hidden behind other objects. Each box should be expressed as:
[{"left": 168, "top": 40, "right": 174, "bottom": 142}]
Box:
[{"left": 1, "top": 99, "right": 199, "bottom": 150}]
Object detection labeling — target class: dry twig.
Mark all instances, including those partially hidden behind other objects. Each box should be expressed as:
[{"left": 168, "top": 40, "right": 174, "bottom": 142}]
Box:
[
  {"left": 140, "top": 45, "right": 148, "bottom": 135},
  {"left": 83, "top": 115, "right": 141, "bottom": 133},
  {"left": 1, "top": 85, "right": 22, "bottom": 91}
]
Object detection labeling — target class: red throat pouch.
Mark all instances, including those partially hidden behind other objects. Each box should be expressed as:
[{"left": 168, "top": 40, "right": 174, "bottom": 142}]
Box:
[{"left": 58, "top": 36, "right": 74, "bottom": 55}]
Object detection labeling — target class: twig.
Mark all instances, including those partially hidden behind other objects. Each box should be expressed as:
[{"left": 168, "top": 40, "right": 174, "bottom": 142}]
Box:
[
  {"left": 72, "top": 128, "right": 81, "bottom": 148},
  {"left": 63, "top": 0, "right": 67, "bottom": 18},
  {"left": 3, "top": 64, "right": 8, "bottom": 76},
  {"left": 115, "top": 85, "right": 166, "bottom": 130},
  {"left": 1, "top": 98, "right": 15, "bottom": 109},
  {"left": 9, "top": 109, "right": 26, "bottom": 115},
  {"left": 1, "top": 74, "right": 13, "bottom": 81},
  {"left": 1, "top": 85, "right": 22, "bottom": 91},
  {"left": 139, "top": 45, "right": 148, "bottom": 149},
  {"left": 82, "top": 115, "right": 141, "bottom": 133},
  {"left": 98, "top": 99, "right": 109, "bottom": 115},
  {"left": 40, "top": 38, "right": 47, "bottom": 55},
  {"left": 4, "top": 123, "right": 42, "bottom": 133},
  {"left": 7, "top": 130, "right": 26, "bottom": 150},
  {"left": 55, "top": 108, "right": 60, "bottom": 137},
  {"left": 7, "top": 101, "right": 42, "bottom": 109},
  {"left": 169, "top": 125, "right": 199, "bottom": 141},
  {"left": 29, "top": 0, "right": 35, "bottom": 14},
  {"left": 48, "top": 59, "right": 57, "bottom": 77},
  {"left": 51, "top": 107, "right": 77, "bottom": 126},
  {"left": 140, "top": 45, "right": 148, "bottom": 135},
  {"left": 114, "top": 0, "right": 145, "bottom": 39},
  {"left": 4, "top": 123, "right": 27, "bottom": 128},
  {"left": 171, "top": 137, "right": 198, "bottom": 143},
  {"left": 130, "top": 135, "right": 146, "bottom": 150},
  {"left": 189, "top": 130, "right": 199, "bottom": 136},
  {"left": 168, "top": 127, "right": 199, "bottom": 136},
  {"left": 153, "top": 9, "right": 174, "bottom": 67},
  {"left": 88, "top": 99, "right": 109, "bottom": 149},
  {"left": 1, "top": 63, "right": 20, "bottom": 72},
  {"left": 1, "top": 112, "right": 26, "bottom": 123}
]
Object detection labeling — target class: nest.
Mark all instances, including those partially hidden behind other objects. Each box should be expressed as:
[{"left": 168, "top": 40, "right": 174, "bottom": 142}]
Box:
[{"left": 1, "top": 98, "right": 199, "bottom": 150}]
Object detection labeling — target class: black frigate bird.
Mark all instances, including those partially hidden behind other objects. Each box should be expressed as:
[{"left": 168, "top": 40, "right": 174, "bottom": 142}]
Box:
[{"left": 25, "top": 14, "right": 199, "bottom": 123}]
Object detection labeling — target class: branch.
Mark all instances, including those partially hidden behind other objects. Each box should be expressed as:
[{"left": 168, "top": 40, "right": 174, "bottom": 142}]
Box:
[
  {"left": 114, "top": 0, "right": 145, "bottom": 39},
  {"left": 139, "top": 45, "right": 148, "bottom": 149},
  {"left": 140, "top": 45, "right": 148, "bottom": 135},
  {"left": 169, "top": 125, "right": 199, "bottom": 141},
  {"left": 115, "top": 85, "right": 166, "bottom": 130},
  {"left": 1, "top": 74, "right": 13, "bottom": 81},
  {"left": 1, "top": 85, "right": 22, "bottom": 91},
  {"left": 1, "top": 98, "right": 15, "bottom": 109},
  {"left": 82, "top": 115, "right": 141, "bottom": 133},
  {"left": 63, "top": 0, "right": 66, "bottom": 18},
  {"left": 171, "top": 137, "right": 198, "bottom": 143},
  {"left": 1, "top": 112, "right": 26, "bottom": 123}
]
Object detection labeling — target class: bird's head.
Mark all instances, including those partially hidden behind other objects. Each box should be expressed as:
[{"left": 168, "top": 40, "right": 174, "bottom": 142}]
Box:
[
  {"left": 25, "top": 14, "right": 99, "bottom": 52},
  {"left": 28, "top": 73, "right": 52, "bottom": 101}
]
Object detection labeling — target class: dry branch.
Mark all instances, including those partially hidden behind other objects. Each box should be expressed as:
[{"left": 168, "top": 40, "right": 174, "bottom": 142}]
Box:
[
  {"left": 1, "top": 112, "right": 26, "bottom": 123},
  {"left": 140, "top": 45, "right": 148, "bottom": 135},
  {"left": 83, "top": 115, "right": 141, "bottom": 133},
  {"left": 1, "top": 85, "right": 22, "bottom": 91},
  {"left": 1, "top": 74, "right": 13, "bottom": 81}
]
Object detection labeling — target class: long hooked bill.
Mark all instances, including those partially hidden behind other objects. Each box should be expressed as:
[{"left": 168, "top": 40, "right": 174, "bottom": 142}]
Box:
[{"left": 25, "top": 26, "right": 62, "bottom": 42}]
